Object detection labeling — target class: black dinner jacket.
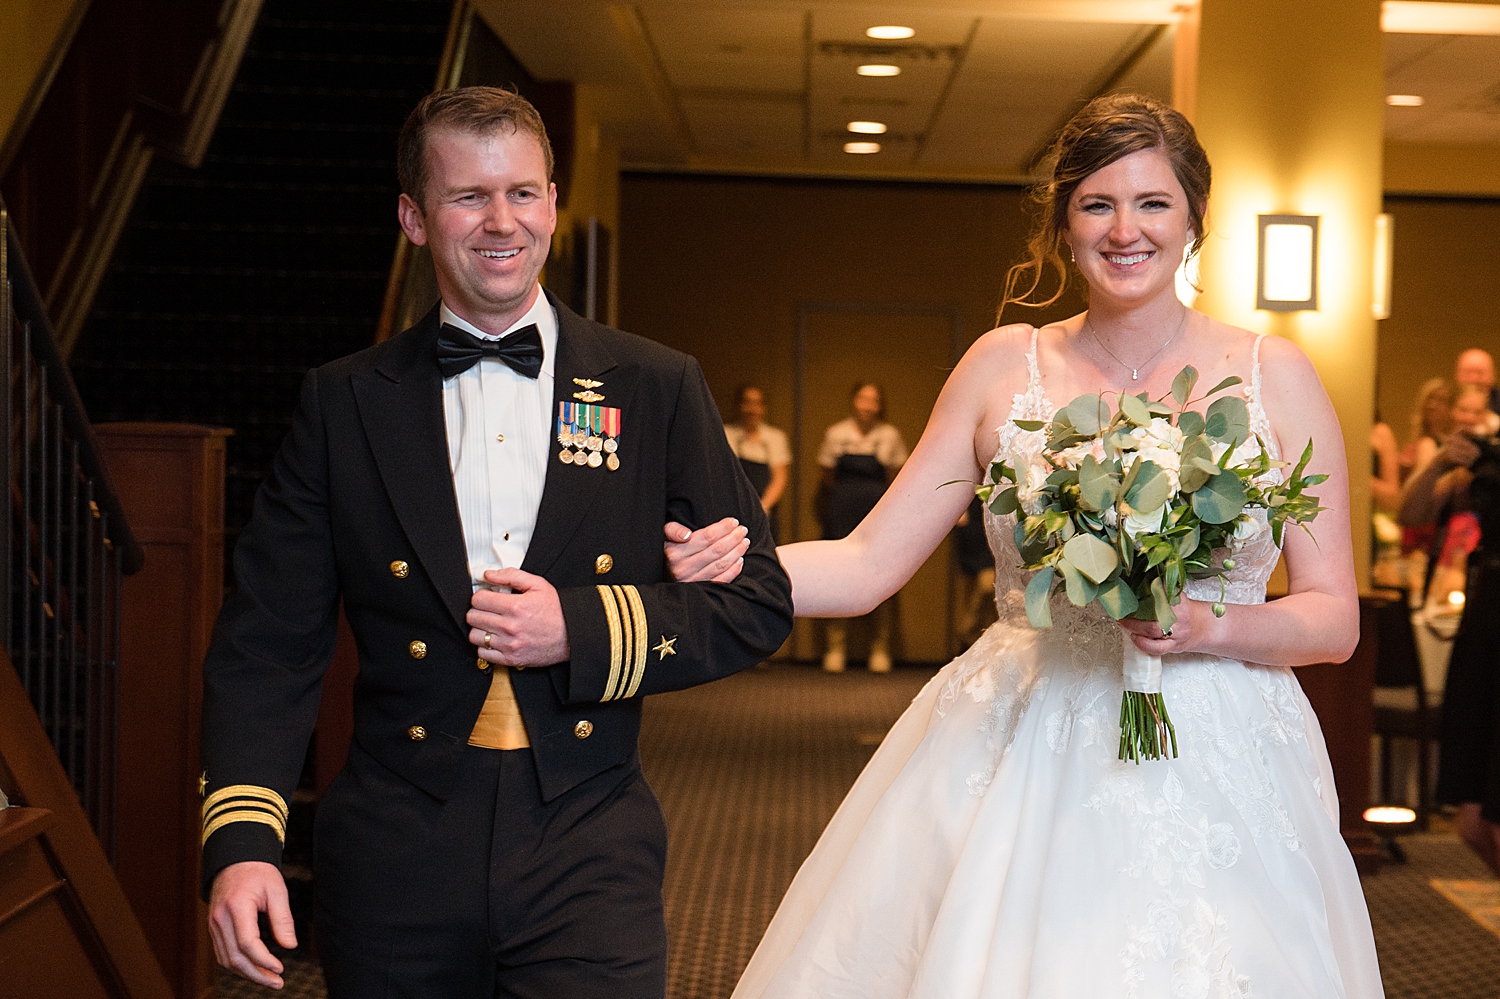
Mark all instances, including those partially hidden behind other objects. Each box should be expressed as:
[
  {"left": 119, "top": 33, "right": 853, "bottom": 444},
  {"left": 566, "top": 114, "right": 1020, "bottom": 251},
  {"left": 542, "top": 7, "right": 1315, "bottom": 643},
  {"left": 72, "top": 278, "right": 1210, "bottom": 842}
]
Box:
[{"left": 199, "top": 293, "right": 793, "bottom": 886}]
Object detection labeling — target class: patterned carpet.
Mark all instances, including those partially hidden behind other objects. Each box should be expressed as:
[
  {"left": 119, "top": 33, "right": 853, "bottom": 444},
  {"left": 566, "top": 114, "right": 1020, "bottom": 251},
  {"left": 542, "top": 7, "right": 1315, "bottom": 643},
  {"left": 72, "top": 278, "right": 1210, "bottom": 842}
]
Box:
[{"left": 220, "top": 664, "right": 1500, "bottom": 998}]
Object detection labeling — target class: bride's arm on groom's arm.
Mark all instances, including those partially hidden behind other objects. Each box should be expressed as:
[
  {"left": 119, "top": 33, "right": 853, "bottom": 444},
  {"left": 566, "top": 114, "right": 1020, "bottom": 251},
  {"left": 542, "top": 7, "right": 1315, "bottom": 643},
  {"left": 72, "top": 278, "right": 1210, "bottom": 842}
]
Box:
[
  {"left": 1125, "top": 334, "right": 1359, "bottom": 668},
  {"left": 667, "top": 327, "right": 1031, "bottom": 617}
]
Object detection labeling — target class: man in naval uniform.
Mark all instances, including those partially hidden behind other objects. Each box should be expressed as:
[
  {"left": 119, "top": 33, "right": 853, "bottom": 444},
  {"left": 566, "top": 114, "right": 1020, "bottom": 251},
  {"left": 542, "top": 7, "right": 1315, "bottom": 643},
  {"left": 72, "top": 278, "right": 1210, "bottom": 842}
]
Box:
[{"left": 200, "top": 86, "right": 791, "bottom": 997}]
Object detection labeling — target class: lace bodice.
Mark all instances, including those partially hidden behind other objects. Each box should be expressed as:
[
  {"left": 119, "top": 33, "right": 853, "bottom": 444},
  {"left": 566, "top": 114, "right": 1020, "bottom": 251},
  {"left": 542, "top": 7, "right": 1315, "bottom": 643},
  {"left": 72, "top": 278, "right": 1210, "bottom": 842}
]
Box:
[{"left": 985, "top": 329, "right": 1283, "bottom": 635}]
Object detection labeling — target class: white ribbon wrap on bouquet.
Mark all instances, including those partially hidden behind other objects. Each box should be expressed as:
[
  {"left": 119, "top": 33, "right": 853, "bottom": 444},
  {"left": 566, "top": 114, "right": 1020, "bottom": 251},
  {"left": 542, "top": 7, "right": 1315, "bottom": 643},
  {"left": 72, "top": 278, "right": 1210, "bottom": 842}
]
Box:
[{"left": 1121, "top": 631, "right": 1163, "bottom": 694}]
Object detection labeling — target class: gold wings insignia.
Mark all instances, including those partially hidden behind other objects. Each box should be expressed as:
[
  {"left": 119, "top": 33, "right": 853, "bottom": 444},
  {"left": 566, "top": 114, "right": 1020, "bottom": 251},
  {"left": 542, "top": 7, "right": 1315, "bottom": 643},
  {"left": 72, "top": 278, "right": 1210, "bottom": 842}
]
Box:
[
  {"left": 572, "top": 378, "right": 604, "bottom": 389},
  {"left": 573, "top": 390, "right": 606, "bottom": 403}
]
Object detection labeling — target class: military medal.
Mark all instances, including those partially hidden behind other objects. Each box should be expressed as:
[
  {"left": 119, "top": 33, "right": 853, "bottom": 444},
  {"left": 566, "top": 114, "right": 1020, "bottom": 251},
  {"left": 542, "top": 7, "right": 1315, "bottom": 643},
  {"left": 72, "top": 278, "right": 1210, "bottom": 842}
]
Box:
[{"left": 559, "top": 397, "right": 622, "bottom": 470}]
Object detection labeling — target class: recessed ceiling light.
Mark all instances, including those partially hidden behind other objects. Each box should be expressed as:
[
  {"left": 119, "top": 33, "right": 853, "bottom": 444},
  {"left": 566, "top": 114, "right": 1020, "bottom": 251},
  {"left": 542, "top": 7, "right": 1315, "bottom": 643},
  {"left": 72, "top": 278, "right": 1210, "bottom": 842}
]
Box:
[
  {"left": 857, "top": 64, "right": 901, "bottom": 77},
  {"left": 844, "top": 141, "right": 881, "bottom": 155},
  {"left": 847, "top": 121, "right": 887, "bottom": 134},
  {"left": 866, "top": 25, "right": 915, "bottom": 40},
  {"left": 1385, "top": 94, "right": 1424, "bottom": 106}
]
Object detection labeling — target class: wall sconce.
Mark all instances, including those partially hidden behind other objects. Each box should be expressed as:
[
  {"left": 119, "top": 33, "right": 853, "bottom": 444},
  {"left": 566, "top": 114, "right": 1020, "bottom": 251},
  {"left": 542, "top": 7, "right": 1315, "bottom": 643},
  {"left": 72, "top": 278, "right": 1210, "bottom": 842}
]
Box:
[
  {"left": 1372, "top": 213, "right": 1393, "bottom": 320},
  {"left": 1257, "top": 214, "right": 1319, "bottom": 311}
]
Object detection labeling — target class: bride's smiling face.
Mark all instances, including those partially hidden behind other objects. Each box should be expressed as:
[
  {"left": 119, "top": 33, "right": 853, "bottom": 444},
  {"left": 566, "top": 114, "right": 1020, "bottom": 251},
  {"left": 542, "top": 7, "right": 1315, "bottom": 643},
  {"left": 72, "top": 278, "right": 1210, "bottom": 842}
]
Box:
[{"left": 1064, "top": 147, "right": 1193, "bottom": 309}]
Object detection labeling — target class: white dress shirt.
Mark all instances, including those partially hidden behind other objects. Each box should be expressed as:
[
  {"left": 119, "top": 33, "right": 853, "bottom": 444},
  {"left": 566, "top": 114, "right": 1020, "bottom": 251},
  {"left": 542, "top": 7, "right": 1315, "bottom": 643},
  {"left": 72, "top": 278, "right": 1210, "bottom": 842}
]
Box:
[{"left": 441, "top": 287, "right": 557, "bottom": 591}]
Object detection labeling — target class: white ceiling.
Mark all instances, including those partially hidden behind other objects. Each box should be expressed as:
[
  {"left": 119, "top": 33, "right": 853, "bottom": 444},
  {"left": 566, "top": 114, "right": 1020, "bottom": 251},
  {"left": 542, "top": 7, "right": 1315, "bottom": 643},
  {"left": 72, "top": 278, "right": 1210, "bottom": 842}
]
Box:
[{"left": 474, "top": 1, "right": 1500, "bottom": 180}]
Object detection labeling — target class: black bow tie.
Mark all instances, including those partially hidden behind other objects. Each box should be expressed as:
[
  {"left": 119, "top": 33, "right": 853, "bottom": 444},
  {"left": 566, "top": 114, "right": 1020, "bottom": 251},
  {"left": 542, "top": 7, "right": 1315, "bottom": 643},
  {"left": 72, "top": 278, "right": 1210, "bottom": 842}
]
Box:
[{"left": 435, "top": 323, "right": 544, "bottom": 379}]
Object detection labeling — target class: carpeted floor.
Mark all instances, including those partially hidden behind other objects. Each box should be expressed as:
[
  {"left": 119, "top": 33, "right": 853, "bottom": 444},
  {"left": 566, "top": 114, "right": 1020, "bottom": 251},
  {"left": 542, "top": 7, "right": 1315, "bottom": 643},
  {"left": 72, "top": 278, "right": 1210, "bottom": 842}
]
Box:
[{"left": 220, "top": 664, "right": 1500, "bottom": 998}]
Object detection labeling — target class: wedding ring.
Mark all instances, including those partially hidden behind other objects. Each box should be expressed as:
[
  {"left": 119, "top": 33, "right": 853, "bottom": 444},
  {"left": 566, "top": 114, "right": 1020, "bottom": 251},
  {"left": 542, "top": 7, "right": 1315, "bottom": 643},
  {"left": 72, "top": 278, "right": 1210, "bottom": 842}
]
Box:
[{"left": 484, "top": 632, "right": 493, "bottom": 649}]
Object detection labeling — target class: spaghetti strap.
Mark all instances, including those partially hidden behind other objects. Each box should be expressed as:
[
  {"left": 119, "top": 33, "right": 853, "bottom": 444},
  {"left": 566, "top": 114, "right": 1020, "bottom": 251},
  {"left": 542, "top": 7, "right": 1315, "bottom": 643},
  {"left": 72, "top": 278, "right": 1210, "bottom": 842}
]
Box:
[
  {"left": 1245, "top": 333, "right": 1278, "bottom": 459},
  {"left": 1026, "top": 327, "right": 1042, "bottom": 385}
]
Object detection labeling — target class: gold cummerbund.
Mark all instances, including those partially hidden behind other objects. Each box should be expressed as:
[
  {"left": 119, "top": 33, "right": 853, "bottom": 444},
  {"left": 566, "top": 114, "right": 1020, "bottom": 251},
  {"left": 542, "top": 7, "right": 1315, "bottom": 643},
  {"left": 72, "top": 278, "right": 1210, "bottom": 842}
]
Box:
[{"left": 468, "top": 667, "right": 531, "bottom": 749}]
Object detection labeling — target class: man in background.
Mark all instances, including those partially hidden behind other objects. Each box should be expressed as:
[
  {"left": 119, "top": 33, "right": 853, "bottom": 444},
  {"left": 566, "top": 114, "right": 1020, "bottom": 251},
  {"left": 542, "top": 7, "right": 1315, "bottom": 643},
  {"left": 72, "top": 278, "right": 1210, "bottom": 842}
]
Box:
[{"left": 1456, "top": 348, "right": 1498, "bottom": 416}]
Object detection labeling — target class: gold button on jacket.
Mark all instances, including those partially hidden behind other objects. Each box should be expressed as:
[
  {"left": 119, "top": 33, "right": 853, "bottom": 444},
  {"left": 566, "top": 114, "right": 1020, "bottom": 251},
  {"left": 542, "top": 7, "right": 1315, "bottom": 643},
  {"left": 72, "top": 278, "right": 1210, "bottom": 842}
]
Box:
[
  {"left": 573, "top": 719, "right": 594, "bottom": 739},
  {"left": 390, "top": 560, "right": 409, "bottom": 578},
  {"left": 407, "top": 725, "right": 427, "bottom": 741},
  {"left": 476, "top": 657, "right": 490, "bottom": 671},
  {"left": 409, "top": 640, "right": 427, "bottom": 659},
  {"left": 594, "top": 554, "right": 613, "bottom": 575}
]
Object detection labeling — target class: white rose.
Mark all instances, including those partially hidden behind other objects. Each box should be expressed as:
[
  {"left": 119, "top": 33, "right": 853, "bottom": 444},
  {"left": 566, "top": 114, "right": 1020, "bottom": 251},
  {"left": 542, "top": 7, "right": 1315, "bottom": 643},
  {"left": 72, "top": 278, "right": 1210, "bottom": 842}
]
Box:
[
  {"left": 1102, "top": 507, "right": 1119, "bottom": 528},
  {"left": 1122, "top": 503, "right": 1168, "bottom": 540},
  {"left": 1054, "top": 438, "right": 1106, "bottom": 470},
  {"left": 1017, "top": 461, "right": 1050, "bottom": 515},
  {"left": 1229, "top": 513, "right": 1263, "bottom": 547}
]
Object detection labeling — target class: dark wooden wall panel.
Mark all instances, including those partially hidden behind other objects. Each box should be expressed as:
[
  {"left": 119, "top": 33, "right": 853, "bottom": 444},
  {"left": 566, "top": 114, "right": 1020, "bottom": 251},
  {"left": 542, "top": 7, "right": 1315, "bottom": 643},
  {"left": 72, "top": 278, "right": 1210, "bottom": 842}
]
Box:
[{"left": 96, "top": 423, "right": 229, "bottom": 999}]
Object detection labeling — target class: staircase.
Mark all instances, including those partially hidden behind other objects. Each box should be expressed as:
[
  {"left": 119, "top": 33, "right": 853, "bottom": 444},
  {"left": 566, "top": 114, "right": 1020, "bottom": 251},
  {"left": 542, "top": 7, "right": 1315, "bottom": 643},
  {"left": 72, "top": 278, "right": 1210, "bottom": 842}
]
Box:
[{"left": 70, "top": 0, "right": 455, "bottom": 563}]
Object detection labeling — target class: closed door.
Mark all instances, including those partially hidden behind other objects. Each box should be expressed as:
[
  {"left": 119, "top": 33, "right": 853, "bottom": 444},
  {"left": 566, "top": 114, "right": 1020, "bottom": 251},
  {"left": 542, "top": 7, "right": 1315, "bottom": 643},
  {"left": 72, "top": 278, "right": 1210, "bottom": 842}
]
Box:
[{"left": 792, "top": 307, "right": 957, "bottom": 664}]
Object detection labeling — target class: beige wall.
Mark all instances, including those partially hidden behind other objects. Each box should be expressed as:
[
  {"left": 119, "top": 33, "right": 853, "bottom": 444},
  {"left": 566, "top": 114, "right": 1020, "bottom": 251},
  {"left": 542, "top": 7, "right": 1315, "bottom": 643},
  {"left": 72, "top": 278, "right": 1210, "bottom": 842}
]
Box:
[
  {"left": 0, "top": 0, "right": 84, "bottom": 148},
  {"left": 1378, "top": 196, "right": 1500, "bottom": 443},
  {"left": 617, "top": 173, "right": 1083, "bottom": 662}
]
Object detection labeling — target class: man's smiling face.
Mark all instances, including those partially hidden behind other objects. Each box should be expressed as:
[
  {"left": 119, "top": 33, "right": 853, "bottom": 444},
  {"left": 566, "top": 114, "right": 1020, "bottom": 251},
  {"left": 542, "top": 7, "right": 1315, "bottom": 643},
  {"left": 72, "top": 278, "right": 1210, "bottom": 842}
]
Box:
[{"left": 398, "top": 125, "right": 557, "bottom": 333}]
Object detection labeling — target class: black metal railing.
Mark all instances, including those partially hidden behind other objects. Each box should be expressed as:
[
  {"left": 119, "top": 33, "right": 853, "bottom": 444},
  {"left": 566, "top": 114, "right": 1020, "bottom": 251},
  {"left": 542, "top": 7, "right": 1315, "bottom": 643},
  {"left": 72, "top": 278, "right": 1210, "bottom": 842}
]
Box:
[{"left": 2, "top": 201, "right": 143, "bottom": 857}]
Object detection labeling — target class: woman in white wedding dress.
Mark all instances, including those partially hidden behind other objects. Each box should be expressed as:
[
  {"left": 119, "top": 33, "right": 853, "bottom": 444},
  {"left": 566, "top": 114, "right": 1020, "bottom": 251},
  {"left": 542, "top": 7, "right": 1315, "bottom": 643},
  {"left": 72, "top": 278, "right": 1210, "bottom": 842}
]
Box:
[{"left": 669, "top": 94, "right": 1384, "bottom": 998}]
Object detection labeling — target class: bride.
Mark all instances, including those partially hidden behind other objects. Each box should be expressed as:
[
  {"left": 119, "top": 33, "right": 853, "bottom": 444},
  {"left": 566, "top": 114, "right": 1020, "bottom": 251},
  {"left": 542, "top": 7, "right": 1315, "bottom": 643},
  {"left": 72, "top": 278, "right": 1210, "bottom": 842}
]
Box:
[{"left": 668, "top": 94, "right": 1383, "bottom": 997}]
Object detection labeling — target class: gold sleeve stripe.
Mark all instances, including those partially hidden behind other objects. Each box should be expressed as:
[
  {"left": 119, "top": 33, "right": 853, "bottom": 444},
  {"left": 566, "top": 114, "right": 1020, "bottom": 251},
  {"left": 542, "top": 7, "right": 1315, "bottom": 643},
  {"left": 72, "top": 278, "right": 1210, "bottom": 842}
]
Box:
[
  {"left": 202, "top": 798, "right": 286, "bottom": 831},
  {"left": 598, "top": 584, "right": 625, "bottom": 701},
  {"left": 202, "top": 810, "right": 287, "bottom": 846},
  {"left": 201, "top": 785, "right": 288, "bottom": 821},
  {"left": 621, "top": 585, "right": 650, "bottom": 699},
  {"left": 611, "top": 585, "right": 636, "bottom": 700}
]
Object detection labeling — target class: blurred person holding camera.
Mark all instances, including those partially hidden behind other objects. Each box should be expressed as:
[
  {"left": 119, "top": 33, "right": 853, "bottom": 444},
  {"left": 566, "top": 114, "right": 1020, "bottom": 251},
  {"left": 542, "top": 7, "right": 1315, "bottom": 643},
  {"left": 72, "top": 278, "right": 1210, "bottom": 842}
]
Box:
[{"left": 1400, "top": 380, "right": 1500, "bottom": 872}]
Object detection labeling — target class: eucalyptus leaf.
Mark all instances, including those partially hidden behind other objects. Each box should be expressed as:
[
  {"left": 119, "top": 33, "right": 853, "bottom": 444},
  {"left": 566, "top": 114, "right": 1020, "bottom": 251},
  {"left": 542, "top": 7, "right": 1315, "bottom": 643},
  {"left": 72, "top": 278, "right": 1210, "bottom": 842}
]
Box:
[
  {"left": 1097, "top": 576, "right": 1140, "bottom": 619},
  {"left": 1190, "top": 468, "right": 1247, "bottom": 524},
  {"left": 1203, "top": 375, "right": 1243, "bottom": 397},
  {"left": 1206, "top": 395, "right": 1251, "bottom": 448},
  {"left": 1025, "top": 567, "right": 1055, "bottom": 628},
  {"left": 1059, "top": 559, "right": 1100, "bottom": 607},
  {"left": 1063, "top": 531, "right": 1119, "bottom": 584},
  {"left": 1204, "top": 411, "right": 1229, "bottom": 438},
  {"left": 1125, "top": 460, "right": 1172, "bottom": 513},
  {"left": 1147, "top": 401, "right": 1175, "bottom": 416},
  {"left": 1119, "top": 391, "right": 1151, "bottom": 425},
  {"left": 1151, "top": 576, "right": 1179, "bottom": 633},
  {"left": 1171, "top": 366, "right": 1200, "bottom": 408},
  {"left": 1178, "top": 436, "right": 1215, "bottom": 493},
  {"left": 988, "top": 485, "right": 1019, "bottom": 516},
  {"left": 1177, "top": 410, "right": 1205, "bottom": 437},
  {"left": 1066, "top": 394, "right": 1106, "bottom": 436},
  {"left": 1013, "top": 419, "right": 1046, "bottom": 432},
  {"left": 1078, "top": 455, "right": 1119, "bottom": 512}
]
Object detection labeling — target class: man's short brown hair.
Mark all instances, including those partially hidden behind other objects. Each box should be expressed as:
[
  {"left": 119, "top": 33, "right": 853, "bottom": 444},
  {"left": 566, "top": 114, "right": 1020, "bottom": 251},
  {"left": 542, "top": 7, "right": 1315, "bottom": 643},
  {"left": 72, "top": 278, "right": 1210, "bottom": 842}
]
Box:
[{"left": 397, "top": 86, "right": 554, "bottom": 210}]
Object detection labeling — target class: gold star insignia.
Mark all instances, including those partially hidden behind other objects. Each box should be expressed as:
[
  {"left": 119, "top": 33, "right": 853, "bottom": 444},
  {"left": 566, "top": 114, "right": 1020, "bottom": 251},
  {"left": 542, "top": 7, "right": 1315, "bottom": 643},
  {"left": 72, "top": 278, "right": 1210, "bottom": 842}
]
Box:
[
  {"left": 653, "top": 635, "right": 678, "bottom": 660},
  {"left": 572, "top": 378, "right": 604, "bottom": 389},
  {"left": 198, "top": 771, "right": 208, "bottom": 798}
]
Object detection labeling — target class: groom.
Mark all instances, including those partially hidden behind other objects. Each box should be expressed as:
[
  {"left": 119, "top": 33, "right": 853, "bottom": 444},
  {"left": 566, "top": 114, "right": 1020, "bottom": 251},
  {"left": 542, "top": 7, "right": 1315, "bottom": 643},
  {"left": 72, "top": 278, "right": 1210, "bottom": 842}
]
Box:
[{"left": 200, "top": 86, "right": 791, "bottom": 997}]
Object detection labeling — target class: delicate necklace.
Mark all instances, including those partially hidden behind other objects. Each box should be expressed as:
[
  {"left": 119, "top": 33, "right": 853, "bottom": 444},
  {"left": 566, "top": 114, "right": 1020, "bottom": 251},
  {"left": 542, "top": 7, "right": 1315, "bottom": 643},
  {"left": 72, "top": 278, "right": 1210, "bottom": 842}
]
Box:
[{"left": 1084, "top": 310, "right": 1189, "bottom": 381}]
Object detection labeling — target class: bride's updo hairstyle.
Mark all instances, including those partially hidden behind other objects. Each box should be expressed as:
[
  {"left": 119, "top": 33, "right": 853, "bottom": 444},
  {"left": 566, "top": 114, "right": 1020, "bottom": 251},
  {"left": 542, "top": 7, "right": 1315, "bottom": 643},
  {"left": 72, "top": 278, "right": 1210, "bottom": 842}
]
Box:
[{"left": 1001, "top": 93, "right": 1211, "bottom": 313}]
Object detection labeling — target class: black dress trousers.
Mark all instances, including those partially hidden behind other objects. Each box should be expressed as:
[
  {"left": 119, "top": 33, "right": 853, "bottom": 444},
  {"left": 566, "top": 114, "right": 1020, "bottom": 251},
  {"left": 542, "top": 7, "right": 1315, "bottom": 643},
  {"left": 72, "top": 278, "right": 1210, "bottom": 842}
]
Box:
[{"left": 314, "top": 741, "right": 669, "bottom": 999}]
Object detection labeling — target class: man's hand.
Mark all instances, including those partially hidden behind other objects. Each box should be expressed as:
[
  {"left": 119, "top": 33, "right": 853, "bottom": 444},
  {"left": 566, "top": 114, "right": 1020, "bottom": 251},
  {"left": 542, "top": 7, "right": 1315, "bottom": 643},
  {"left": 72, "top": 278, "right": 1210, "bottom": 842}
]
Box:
[
  {"left": 663, "top": 517, "right": 748, "bottom": 583},
  {"left": 208, "top": 861, "right": 297, "bottom": 988},
  {"left": 469, "top": 568, "right": 571, "bottom": 667}
]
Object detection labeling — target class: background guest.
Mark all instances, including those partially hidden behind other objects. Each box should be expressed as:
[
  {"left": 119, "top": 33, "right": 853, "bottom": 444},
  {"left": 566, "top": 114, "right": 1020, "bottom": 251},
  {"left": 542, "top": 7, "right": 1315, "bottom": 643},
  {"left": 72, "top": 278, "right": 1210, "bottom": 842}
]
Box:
[
  {"left": 1401, "top": 376, "right": 1452, "bottom": 481},
  {"left": 1456, "top": 347, "right": 1499, "bottom": 417},
  {"left": 816, "top": 382, "right": 908, "bottom": 672},
  {"left": 951, "top": 497, "right": 997, "bottom": 650},
  {"left": 724, "top": 384, "right": 791, "bottom": 540}
]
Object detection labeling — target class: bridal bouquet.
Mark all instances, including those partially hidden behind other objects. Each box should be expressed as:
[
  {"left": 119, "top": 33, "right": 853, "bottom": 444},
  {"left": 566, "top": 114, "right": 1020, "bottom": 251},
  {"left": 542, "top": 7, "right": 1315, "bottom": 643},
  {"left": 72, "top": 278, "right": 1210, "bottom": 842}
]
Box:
[{"left": 976, "top": 366, "right": 1326, "bottom": 763}]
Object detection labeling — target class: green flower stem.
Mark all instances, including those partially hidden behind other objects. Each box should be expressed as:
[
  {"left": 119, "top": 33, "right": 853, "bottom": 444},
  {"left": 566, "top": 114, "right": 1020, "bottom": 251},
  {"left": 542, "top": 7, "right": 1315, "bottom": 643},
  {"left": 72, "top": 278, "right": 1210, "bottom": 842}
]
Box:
[{"left": 1118, "top": 690, "right": 1179, "bottom": 763}]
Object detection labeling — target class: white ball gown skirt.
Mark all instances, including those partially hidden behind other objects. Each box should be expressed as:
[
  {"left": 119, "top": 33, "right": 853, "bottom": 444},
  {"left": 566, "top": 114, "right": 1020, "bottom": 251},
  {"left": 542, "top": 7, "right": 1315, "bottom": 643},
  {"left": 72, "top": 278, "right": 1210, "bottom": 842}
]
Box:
[{"left": 731, "top": 606, "right": 1385, "bottom": 999}]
